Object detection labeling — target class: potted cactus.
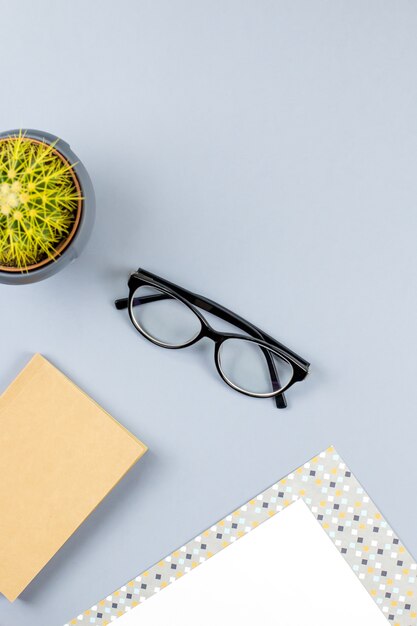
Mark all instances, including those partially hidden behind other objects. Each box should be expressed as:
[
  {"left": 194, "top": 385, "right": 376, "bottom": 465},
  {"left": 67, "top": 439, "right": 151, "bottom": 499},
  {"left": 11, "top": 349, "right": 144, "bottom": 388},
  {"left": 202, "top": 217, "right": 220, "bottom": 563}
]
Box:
[{"left": 0, "top": 129, "right": 95, "bottom": 285}]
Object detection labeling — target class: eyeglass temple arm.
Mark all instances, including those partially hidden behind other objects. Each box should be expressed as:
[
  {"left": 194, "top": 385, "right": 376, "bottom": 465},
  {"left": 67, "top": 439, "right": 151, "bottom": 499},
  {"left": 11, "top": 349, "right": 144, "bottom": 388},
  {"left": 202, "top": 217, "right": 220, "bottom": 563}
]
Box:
[
  {"left": 115, "top": 295, "right": 162, "bottom": 309},
  {"left": 116, "top": 293, "right": 286, "bottom": 408}
]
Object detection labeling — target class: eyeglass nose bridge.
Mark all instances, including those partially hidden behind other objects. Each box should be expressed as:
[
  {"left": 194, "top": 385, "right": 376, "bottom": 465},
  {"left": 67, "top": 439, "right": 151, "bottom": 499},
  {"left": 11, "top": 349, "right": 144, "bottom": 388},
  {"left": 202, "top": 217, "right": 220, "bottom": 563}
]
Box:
[{"left": 202, "top": 324, "right": 224, "bottom": 343}]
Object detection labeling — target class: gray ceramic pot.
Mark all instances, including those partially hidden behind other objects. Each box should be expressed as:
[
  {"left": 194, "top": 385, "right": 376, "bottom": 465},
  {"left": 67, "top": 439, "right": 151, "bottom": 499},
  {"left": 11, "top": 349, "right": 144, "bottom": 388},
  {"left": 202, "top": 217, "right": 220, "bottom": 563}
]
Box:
[{"left": 0, "top": 129, "right": 95, "bottom": 285}]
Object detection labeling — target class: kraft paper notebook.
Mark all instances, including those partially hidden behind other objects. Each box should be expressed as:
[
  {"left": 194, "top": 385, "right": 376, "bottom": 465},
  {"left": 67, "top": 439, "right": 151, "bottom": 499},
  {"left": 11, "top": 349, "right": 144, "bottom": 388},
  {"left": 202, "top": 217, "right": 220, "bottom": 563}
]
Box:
[{"left": 0, "top": 354, "right": 147, "bottom": 603}]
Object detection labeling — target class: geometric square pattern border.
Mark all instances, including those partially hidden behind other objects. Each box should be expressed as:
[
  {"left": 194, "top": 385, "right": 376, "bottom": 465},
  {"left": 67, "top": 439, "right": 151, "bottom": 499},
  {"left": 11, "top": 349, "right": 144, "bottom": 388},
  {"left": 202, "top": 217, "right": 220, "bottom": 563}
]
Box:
[{"left": 65, "top": 446, "right": 417, "bottom": 626}]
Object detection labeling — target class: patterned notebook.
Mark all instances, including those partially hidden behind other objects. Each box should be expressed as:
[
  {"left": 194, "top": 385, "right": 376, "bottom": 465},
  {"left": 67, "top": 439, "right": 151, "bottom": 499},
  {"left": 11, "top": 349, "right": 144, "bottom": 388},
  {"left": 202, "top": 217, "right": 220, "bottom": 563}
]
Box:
[{"left": 66, "top": 446, "right": 416, "bottom": 626}]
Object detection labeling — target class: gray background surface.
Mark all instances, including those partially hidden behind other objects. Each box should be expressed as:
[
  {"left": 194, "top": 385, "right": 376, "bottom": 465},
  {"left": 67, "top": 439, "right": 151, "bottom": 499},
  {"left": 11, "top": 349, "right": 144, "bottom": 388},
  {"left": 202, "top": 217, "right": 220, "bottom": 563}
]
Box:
[{"left": 0, "top": 2, "right": 416, "bottom": 625}]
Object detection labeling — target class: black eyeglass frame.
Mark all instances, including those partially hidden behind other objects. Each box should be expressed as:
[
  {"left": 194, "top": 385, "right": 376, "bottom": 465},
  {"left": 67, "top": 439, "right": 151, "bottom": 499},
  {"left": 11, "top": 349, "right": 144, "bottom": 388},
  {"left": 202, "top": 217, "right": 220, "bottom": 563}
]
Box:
[{"left": 115, "top": 269, "right": 310, "bottom": 408}]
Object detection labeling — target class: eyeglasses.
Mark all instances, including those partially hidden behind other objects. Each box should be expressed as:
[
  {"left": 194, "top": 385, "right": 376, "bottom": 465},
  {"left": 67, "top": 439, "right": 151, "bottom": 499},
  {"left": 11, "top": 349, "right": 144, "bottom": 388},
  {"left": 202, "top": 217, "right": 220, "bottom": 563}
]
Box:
[{"left": 115, "top": 269, "right": 310, "bottom": 408}]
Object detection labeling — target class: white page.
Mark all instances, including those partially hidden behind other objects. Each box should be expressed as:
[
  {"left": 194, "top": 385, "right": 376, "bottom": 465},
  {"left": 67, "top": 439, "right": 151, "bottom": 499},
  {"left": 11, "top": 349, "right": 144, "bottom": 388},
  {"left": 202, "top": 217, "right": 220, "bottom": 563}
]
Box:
[{"left": 116, "top": 499, "right": 387, "bottom": 626}]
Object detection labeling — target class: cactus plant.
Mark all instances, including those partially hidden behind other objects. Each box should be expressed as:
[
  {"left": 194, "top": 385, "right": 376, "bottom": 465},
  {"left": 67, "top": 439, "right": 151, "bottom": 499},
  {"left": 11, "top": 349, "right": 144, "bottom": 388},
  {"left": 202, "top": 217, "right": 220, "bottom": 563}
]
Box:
[{"left": 0, "top": 131, "right": 82, "bottom": 270}]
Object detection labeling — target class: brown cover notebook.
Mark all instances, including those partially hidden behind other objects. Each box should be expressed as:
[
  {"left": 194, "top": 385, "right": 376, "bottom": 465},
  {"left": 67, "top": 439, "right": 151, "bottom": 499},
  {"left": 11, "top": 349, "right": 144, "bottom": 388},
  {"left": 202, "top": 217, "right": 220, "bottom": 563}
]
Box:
[{"left": 0, "top": 354, "right": 147, "bottom": 602}]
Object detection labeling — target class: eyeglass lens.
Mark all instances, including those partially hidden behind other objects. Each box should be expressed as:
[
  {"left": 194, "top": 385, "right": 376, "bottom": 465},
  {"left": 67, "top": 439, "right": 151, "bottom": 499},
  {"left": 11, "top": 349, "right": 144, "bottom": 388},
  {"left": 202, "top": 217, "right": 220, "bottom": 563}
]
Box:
[
  {"left": 131, "top": 285, "right": 201, "bottom": 347},
  {"left": 218, "top": 338, "right": 293, "bottom": 396}
]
